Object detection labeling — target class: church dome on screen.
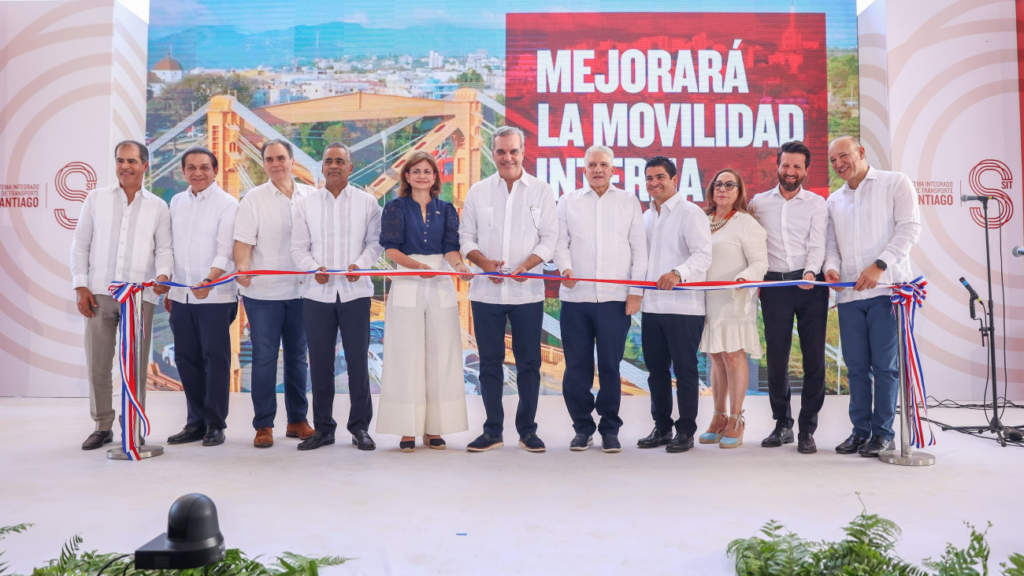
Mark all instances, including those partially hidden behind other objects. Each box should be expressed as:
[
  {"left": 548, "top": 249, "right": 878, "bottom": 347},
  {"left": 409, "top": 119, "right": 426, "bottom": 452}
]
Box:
[
  {"left": 152, "top": 51, "right": 184, "bottom": 84},
  {"left": 154, "top": 52, "right": 183, "bottom": 71}
]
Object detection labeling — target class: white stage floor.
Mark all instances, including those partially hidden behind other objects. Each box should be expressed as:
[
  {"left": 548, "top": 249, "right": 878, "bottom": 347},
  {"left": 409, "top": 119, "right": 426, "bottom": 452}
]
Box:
[{"left": 2, "top": 393, "right": 1023, "bottom": 575}]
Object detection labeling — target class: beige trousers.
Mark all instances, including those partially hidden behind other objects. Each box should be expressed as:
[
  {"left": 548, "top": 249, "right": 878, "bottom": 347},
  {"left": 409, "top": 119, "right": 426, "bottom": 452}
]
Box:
[
  {"left": 375, "top": 254, "right": 468, "bottom": 437},
  {"left": 85, "top": 294, "right": 154, "bottom": 431}
]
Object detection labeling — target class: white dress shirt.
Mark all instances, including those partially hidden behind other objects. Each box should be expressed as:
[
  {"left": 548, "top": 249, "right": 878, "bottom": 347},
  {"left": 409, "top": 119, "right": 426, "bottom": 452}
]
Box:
[
  {"left": 70, "top": 185, "right": 173, "bottom": 305},
  {"left": 824, "top": 167, "right": 922, "bottom": 304},
  {"left": 749, "top": 185, "right": 827, "bottom": 274},
  {"left": 234, "top": 180, "right": 316, "bottom": 301},
  {"left": 460, "top": 172, "right": 558, "bottom": 304},
  {"left": 553, "top": 184, "right": 648, "bottom": 303},
  {"left": 168, "top": 182, "right": 240, "bottom": 304},
  {"left": 641, "top": 194, "right": 713, "bottom": 315},
  {"left": 290, "top": 185, "right": 383, "bottom": 304}
]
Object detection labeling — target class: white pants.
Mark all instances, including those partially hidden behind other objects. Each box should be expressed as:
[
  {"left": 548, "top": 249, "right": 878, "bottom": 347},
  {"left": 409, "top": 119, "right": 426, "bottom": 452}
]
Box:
[{"left": 375, "top": 253, "right": 468, "bottom": 436}]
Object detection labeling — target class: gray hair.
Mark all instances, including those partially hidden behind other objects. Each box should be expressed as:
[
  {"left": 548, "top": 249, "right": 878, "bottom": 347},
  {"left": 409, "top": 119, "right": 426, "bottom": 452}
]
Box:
[
  {"left": 584, "top": 144, "right": 614, "bottom": 165},
  {"left": 261, "top": 138, "right": 293, "bottom": 159},
  {"left": 492, "top": 125, "right": 525, "bottom": 149},
  {"left": 324, "top": 141, "right": 351, "bottom": 159},
  {"left": 115, "top": 140, "right": 149, "bottom": 165}
]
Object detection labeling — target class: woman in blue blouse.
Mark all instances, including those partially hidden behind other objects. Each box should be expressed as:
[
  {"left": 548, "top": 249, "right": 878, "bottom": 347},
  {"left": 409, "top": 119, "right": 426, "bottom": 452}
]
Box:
[{"left": 375, "top": 151, "right": 473, "bottom": 452}]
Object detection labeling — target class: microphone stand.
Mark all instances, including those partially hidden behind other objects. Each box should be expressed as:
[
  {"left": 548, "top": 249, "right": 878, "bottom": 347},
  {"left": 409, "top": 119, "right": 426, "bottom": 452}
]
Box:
[{"left": 943, "top": 196, "right": 1022, "bottom": 446}]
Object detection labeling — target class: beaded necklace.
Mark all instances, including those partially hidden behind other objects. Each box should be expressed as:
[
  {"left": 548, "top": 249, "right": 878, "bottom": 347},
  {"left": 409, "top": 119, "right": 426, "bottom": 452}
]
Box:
[{"left": 709, "top": 209, "right": 737, "bottom": 233}]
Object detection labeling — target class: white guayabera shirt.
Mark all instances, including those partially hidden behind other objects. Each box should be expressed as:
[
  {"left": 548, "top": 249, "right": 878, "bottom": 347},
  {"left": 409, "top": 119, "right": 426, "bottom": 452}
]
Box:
[
  {"left": 749, "top": 185, "right": 828, "bottom": 275},
  {"left": 290, "top": 185, "right": 383, "bottom": 304},
  {"left": 70, "top": 186, "right": 174, "bottom": 305},
  {"left": 233, "top": 180, "right": 316, "bottom": 301},
  {"left": 553, "top": 184, "right": 648, "bottom": 303},
  {"left": 168, "top": 182, "right": 240, "bottom": 305},
  {"left": 641, "top": 193, "right": 713, "bottom": 316},
  {"left": 459, "top": 172, "right": 558, "bottom": 305},
  {"left": 824, "top": 168, "right": 922, "bottom": 304}
]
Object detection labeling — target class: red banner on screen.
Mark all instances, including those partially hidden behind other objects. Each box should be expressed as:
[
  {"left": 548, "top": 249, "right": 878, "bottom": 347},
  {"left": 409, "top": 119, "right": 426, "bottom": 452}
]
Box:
[{"left": 506, "top": 12, "right": 828, "bottom": 202}]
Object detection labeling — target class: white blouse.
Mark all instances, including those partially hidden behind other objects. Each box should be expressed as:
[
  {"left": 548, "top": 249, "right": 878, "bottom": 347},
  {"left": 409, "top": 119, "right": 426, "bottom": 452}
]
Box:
[{"left": 699, "top": 211, "right": 769, "bottom": 358}]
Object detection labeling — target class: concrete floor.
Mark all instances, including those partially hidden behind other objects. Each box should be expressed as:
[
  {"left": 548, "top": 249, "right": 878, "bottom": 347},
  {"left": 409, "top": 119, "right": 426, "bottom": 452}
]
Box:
[{"left": 1, "top": 393, "right": 1023, "bottom": 575}]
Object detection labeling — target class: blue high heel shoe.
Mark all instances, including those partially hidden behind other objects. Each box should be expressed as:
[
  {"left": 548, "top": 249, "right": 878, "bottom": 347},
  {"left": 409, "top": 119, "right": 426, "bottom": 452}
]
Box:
[
  {"left": 719, "top": 411, "right": 745, "bottom": 449},
  {"left": 698, "top": 410, "right": 728, "bottom": 444}
]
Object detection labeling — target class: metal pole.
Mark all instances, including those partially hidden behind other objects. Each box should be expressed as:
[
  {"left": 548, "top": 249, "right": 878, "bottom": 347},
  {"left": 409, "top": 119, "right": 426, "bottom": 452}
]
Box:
[
  {"left": 109, "top": 288, "right": 164, "bottom": 460},
  {"left": 879, "top": 305, "right": 934, "bottom": 466}
]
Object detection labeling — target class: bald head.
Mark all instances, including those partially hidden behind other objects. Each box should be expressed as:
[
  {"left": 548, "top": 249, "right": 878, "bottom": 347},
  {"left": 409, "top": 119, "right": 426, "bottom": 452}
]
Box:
[{"left": 828, "top": 135, "right": 868, "bottom": 187}]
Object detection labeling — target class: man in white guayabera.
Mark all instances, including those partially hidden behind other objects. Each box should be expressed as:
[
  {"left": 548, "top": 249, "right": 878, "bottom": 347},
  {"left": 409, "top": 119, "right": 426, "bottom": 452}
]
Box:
[
  {"left": 825, "top": 136, "right": 921, "bottom": 458},
  {"left": 72, "top": 140, "right": 172, "bottom": 451}
]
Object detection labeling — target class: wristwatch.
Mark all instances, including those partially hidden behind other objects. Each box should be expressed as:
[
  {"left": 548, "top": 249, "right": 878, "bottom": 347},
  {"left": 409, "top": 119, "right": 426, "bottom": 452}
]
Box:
[
  {"left": 202, "top": 278, "right": 213, "bottom": 284},
  {"left": 873, "top": 259, "right": 888, "bottom": 271}
]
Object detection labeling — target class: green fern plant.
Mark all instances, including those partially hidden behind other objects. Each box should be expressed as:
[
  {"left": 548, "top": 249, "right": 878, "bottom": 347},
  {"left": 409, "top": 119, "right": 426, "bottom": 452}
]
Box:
[
  {"left": 727, "top": 504, "right": 1021, "bottom": 576},
  {"left": 1002, "top": 553, "right": 1024, "bottom": 576},
  {"left": 0, "top": 524, "right": 33, "bottom": 575},
  {"left": 727, "top": 520, "right": 814, "bottom": 576},
  {"left": 923, "top": 522, "right": 991, "bottom": 576},
  {"left": 1, "top": 525, "right": 348, "bottom": 576},
  {"left": 801, "top": 508, "right": 924, "bottom": 576}
]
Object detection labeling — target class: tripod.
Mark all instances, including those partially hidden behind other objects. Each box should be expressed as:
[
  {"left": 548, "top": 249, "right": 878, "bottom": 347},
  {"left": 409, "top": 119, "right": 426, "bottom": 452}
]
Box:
[{"left": 943, "top": 196, "right": 1023, "bottom": 446}]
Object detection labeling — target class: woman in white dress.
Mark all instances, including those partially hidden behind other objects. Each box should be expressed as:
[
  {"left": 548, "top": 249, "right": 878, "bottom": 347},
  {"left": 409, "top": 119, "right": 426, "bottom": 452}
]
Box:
[
  {"left": 698, "top": 169, "right": 768, "bottom": 449},
  {"left": 376, "top": 151, "right": 474, "bottom": 452}
]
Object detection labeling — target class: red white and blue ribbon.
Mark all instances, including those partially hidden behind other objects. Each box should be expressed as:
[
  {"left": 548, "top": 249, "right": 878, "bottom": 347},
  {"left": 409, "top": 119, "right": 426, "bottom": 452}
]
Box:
[
  {"left": 890, "top": 276, "right": 935, "bottom": 449},
  {"left": 147, "top": 268, "right": 862, "bottom": 291},
  {"left": 108, "top": 281, "right": 151, "bottom": 460},
  {"left": 126, "top": 271, "right": 932, "bottom": 453}
]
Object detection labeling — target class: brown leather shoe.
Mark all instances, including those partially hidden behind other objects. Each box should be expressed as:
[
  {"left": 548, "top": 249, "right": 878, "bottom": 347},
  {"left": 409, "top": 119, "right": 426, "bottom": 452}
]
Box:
[
  {"left": 286, "top": 421, "right": 315, "bottom": 440},
  {"left": 254, "top": 427, "right": 274, "bottom": 448}
]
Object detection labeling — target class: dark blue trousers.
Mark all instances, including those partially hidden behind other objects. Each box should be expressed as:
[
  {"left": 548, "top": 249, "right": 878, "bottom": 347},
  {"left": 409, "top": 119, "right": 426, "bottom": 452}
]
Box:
[
  {"left": 169, "top": 301, "right": 237, "bottom": 430},
  {"left": 641, "top": 312, "right": 706, "bottom": 436},
  {"left": 471, "top": 301, "right": 543, "bottom": 438},
  {"left": 560, "top": 301, "right": 632, "bottom": 436},
  {"left": 242, "top": 296, "right": 309, "bottom": 430},
  {"left": 838, "top": 295, "right": 899, "bottom": 441},
  {"left": 303, "top": 296, "right": 372, "bottom": 435}
]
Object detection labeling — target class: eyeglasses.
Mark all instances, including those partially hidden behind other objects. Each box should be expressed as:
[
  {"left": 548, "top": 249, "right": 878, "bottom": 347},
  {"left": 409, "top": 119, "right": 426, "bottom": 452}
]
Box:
[{"left": 713, "top": 181, "right": 739, "bottom": 191}]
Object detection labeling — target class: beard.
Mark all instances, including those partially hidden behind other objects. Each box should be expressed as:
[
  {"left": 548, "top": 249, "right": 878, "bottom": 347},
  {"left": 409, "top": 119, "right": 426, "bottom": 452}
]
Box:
[{"left": 778, "top": 172, "right": 804, "bottom": 192}]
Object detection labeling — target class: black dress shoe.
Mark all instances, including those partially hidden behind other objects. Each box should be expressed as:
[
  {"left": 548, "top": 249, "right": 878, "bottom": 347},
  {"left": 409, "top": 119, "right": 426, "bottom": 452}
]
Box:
[
  {"left": 835, "top": 432, "right": 869, "bottom": 454},
  {"left": 797, "top": 432, "right": 817, "bottom": 454},
  {"left": 167, "top": 426, "right": 205, "bottom": 445},
  {"left": 82, "top": 430, "right": 113, "bottom": 450},
  {"left": 351, "top": 430, "right": 376, "bottom": 451},
  {"left": 569, "top": 433, "right": 593, "bottom": 451},
  {"left": 761, "top": 426, "right": 794, "bottom": 448},
  {"left": 298, "top": 431, "right": 335, "bottom": 451},
  {"left": 518, "top": 433, "right": 546, "bottom": 452},
  {"left": 637, "top": 426, "right": 673, "bottom": 449},
  {"left": 859, "top": 436, "right": 894, "bottom": 457},
  {"left": 467, "top": 433, "right": 504, "bottom": 452},
  {"left": 601, "top": 433, "right": 622, "bottom": 453},
  {"left": 666, "top": 432, "right": 694, "bottom": 453},
  {"left": 202, "top": 426, "right": 225, "bottom": 447}
]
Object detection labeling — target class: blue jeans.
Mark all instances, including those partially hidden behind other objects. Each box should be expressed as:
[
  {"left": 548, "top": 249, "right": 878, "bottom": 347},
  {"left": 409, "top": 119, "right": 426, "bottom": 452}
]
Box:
[
  {"left": 838, "top": 295, "right": 899, "bottom": 441},
  {"left": 243, "top": 296, "right": 309, "bottom": 430}
]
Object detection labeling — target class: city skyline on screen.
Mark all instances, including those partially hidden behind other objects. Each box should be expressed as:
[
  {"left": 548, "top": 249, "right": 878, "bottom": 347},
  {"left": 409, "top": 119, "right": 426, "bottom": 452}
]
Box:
[{"left": 150, "top": 0, "right": 857, "bottom": 70}]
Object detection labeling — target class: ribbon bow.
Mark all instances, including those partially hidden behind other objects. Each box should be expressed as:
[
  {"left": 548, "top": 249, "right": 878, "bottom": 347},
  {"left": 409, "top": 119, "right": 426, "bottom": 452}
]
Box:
[
  {"left": 107, "top": 282, "right": 152, "bottom": 460},
  {"left": 890, "top": 276, "right": 935, "bottom": 449}
]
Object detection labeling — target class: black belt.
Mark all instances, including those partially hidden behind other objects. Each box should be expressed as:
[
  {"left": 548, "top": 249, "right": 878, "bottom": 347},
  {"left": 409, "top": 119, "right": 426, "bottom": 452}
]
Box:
[{"left": 764, "top": 270, "right": 806, "bottom": 281}]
